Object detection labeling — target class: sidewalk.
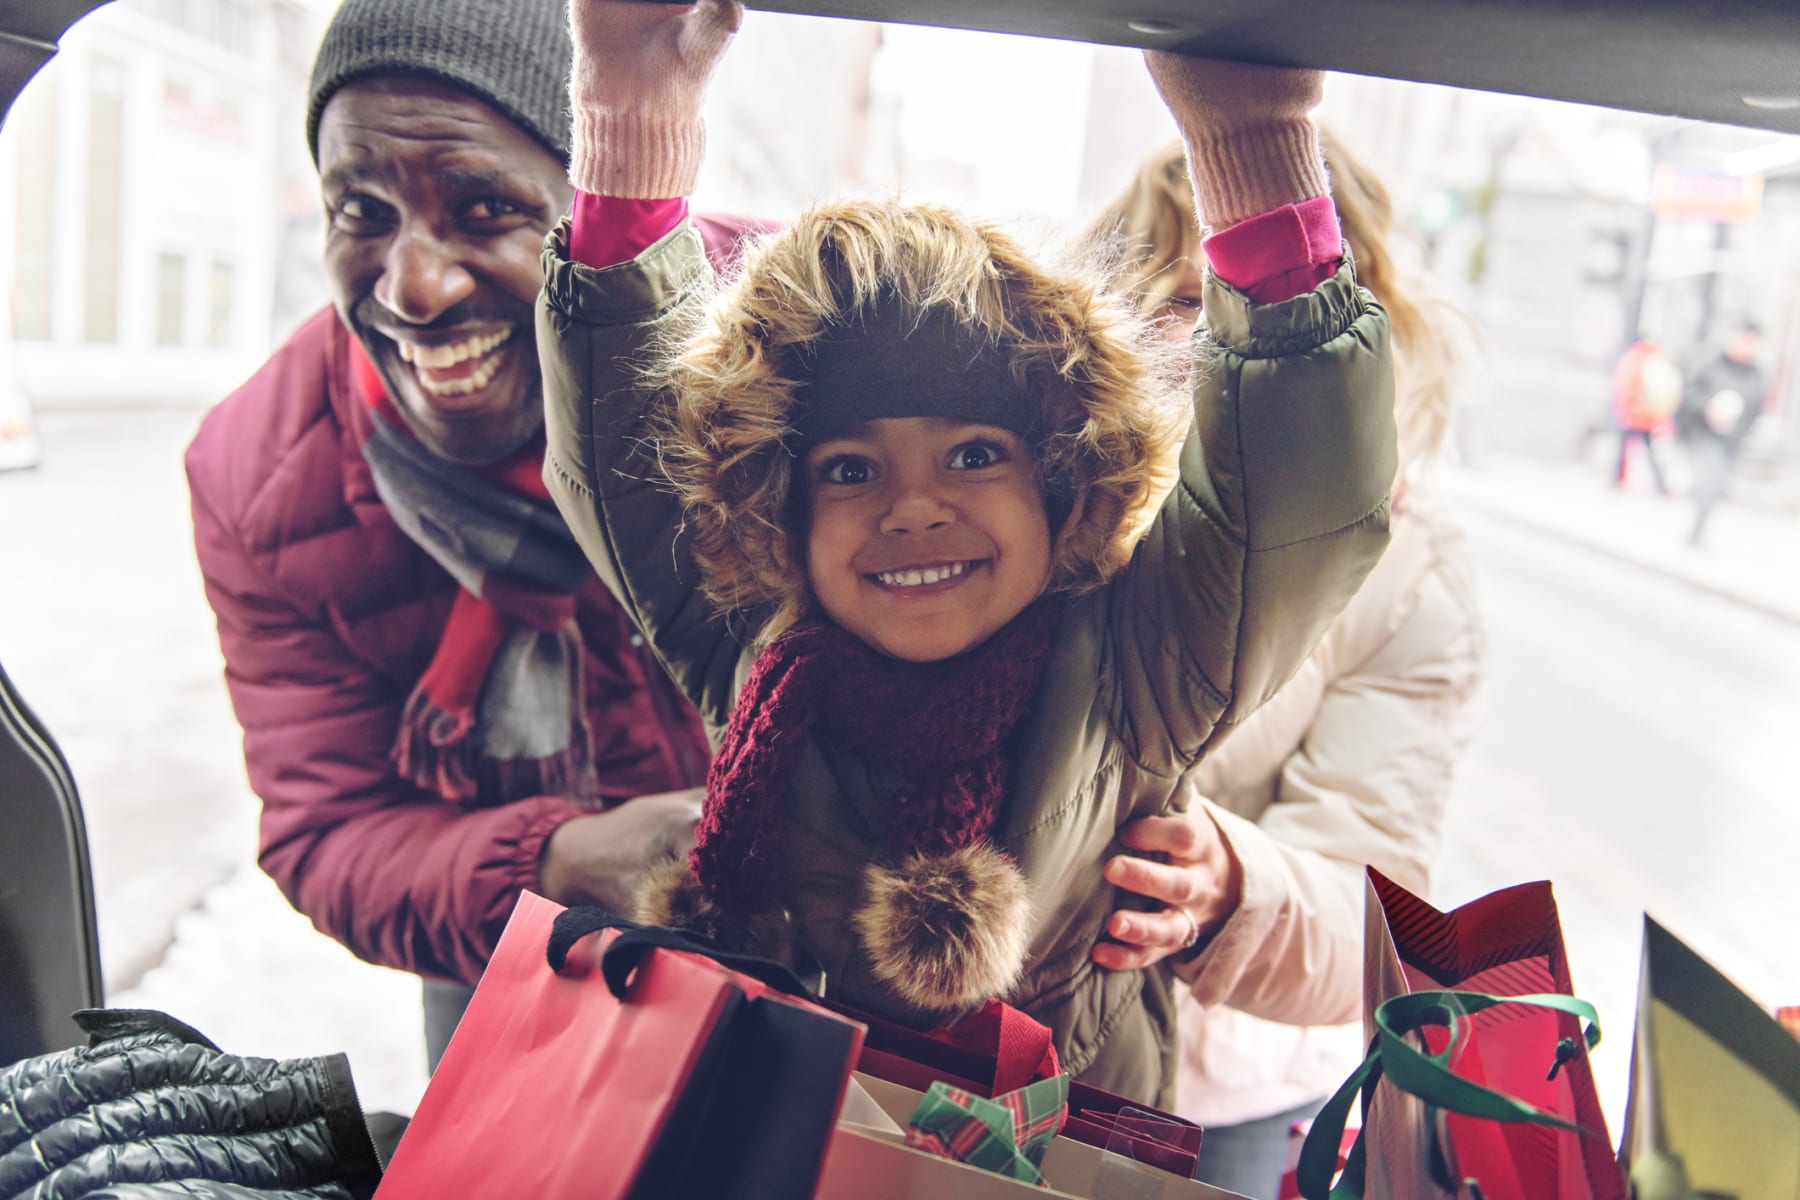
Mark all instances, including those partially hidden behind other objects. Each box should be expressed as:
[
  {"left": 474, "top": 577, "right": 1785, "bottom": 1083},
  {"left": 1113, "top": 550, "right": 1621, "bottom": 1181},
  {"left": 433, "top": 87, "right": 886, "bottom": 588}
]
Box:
[
  {"left": 110, "top": 866, "right": 433, "bottom": 1117},
  {"left": 1440, "top": 452, "right": 1800, "bottom": 628}
]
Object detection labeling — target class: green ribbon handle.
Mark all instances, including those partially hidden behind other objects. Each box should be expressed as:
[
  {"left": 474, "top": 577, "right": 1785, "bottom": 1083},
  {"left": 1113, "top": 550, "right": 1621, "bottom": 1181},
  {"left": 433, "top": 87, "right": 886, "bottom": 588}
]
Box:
[
  {"left": 1296, "top": 1044, "right": 1381, "bottom": 1199},
  {"left": 1296, "top": 989, "right": 1605, "bottom": 1200}
]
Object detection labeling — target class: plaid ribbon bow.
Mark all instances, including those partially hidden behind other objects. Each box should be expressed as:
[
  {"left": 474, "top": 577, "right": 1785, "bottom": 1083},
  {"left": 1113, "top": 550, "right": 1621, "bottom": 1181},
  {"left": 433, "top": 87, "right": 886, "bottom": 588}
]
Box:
[{"left": 904, "top": 1074, "right": 1070, "bottom": 1186}]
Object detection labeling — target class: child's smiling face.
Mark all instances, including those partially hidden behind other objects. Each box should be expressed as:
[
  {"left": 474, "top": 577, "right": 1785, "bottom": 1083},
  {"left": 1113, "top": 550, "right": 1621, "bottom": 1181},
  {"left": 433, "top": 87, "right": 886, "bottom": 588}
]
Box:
[{"left": 803, "top": 416, "right": 1053, "bottom": 662}]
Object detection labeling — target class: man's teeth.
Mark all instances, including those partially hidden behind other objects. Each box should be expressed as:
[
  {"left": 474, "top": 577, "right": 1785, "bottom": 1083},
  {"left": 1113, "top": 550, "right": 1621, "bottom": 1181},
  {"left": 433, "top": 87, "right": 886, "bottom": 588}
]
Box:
[
  {"left": 876, "top": 562, "right": 971, "bottom": 588},
  {"left": 396, "top": 328, "right": 511, "bottom": 367},
  {"left": 396, "top": 329, "right": 512, "bottom": 370},
  {"left": 392, "top": 330, "right": 513, "bottom": 397},
  {"left": 412, "top": 350, "right": 507, "bottom": 397}
]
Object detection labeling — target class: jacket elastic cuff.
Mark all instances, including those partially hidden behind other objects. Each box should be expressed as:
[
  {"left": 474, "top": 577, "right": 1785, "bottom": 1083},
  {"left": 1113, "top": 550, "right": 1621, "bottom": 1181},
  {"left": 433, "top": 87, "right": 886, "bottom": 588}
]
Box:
[
  {"left": 570, "top": 193, "right": 689, "bottom": 270},
  {"left": 518, "top": 798, "right": 587, "bottom": 896},
  {"left": 542, "top": 217, "right": 708, "bottom": 326},
  {"left": 1202, "top": 196, "right": 1342, "bottom": 303},
  {"left": 470, "top": 796, "right": 587, "bottom": 976}
]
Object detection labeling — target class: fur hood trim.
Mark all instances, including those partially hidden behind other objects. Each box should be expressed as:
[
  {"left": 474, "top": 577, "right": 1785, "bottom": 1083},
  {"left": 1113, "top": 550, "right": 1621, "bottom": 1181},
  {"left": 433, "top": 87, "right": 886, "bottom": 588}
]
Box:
[{"left": 650, "top": 197, "right": 1187, "bottom": 639}]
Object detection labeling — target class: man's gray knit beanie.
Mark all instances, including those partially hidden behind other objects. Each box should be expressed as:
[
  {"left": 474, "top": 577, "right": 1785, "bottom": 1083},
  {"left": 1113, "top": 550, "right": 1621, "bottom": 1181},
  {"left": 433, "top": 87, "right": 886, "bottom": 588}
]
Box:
[{"left": 305, "top": 0, "right": 572, "bottom": 165}]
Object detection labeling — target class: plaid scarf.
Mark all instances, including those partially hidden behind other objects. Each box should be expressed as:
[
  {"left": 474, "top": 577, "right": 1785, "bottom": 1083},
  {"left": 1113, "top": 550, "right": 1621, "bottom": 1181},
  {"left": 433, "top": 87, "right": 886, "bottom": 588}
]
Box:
[
  {"left": 352, "top": 344, "right": 597, "bottom": 806},
  {"left": 691, "top": 598, "right": 1063, "bottom": 909}
]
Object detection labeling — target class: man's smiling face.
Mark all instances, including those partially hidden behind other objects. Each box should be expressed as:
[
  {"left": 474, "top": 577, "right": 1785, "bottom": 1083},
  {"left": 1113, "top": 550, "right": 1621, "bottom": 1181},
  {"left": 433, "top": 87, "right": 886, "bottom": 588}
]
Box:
[{"left": 315, "top": 76, "right": 572, "bottom": 464}]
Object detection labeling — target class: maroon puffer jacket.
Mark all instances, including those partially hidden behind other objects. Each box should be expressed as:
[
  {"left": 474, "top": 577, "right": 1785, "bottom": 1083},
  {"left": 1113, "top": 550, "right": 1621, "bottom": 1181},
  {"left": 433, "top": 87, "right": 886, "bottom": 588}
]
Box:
[{"left": 186, "top": 216, "right": 759, "bottom": 984}]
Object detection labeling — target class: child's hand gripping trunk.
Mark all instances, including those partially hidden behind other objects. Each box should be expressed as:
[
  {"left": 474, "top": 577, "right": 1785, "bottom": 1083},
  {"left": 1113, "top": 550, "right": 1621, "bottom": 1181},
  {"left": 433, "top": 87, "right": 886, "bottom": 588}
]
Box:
[
  {"left": 567, "top": 0, "right": 743, "bottom": 199},
  {"left": 1143, "top": 53, "right": 1329, "bottom": 230}
]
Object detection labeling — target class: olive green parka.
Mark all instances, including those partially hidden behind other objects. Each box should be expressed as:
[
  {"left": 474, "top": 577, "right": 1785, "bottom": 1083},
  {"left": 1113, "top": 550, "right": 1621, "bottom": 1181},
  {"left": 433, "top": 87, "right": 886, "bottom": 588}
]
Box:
[{"left": 538, "top": 215, "right": 1394, "bottom": 1108}]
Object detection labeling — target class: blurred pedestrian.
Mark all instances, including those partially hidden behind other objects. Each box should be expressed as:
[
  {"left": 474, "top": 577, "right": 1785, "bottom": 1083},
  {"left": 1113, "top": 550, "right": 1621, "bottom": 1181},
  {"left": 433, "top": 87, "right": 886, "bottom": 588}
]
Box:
[
  {"left": 1676, "top": 321, "right": 1766, "bottom": 546},
  {"left": 1610, "top": 337, "right": 1680, "bottom": 494},
  {"left": 185, "top": 0, "right": 762, "bottom": 1073},
  {"left": 1088, "top": 134, "right": 1488, "bottom": 1199}
]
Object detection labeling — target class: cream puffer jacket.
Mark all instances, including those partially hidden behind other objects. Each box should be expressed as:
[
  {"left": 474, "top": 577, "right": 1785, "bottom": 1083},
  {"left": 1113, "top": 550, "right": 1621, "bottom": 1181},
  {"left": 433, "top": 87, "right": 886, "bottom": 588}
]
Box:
[{"left": 1171, "top": 488, "right": 1486, "bottom": 1126}]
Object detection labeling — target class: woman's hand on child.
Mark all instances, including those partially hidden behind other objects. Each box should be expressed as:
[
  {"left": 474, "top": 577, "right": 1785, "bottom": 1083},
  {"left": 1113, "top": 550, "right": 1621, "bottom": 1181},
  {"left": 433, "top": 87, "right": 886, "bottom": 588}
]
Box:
[
  {"left": 1092, "top": 811, "right": 1244, "bottom": 971},
  {"left": 568, "top": 0, "right": 742, "bottom": 197}
]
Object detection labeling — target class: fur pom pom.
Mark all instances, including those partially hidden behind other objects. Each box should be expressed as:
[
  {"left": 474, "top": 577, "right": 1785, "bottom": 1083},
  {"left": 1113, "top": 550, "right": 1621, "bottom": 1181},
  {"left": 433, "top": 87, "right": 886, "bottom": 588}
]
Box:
[
  {"left": 854, "top": 844, "right": 1033, "bottom": 1013},
  {"left": 634, "top": 858, "right": 798, "bottom": 962}
]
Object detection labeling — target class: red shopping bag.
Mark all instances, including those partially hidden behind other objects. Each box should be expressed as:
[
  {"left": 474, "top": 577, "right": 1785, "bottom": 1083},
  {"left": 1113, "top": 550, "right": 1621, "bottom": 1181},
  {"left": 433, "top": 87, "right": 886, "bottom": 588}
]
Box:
[
  {"left": 1300, "top": 987, "right": 1616, "bottom": 1200},
  {"left": 375, "top": 892, "right": 865, "bottom": 1200},
  {"left": 1298, "top": 870, "right": 1626, "bottom": 1200},
  {"left": 841, "top": 996, "right": 1205, "bottom": 1179}
]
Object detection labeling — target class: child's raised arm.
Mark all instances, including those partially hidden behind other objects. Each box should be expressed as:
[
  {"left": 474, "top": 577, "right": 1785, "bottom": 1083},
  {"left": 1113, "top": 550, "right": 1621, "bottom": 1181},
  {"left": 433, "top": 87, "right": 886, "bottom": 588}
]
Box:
[
  {"left": 1075, "top": 54, "right": 1395, "bottom": 996},
  {"left": 562, "top": 0, "right": 741, "bottom": 266},
  {"left": 1110, "top": 51, "right": 1396, "bottom": 761},
  {"left": 542, "top": 0, "right": 748, "bottom": 729}
]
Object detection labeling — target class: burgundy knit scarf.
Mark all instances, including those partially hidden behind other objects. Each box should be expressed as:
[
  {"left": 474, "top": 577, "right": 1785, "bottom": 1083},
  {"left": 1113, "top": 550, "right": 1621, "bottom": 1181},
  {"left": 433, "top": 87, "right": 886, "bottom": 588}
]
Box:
[{"left": 692, "top": 598, "right": 1064, "bottom": 910}]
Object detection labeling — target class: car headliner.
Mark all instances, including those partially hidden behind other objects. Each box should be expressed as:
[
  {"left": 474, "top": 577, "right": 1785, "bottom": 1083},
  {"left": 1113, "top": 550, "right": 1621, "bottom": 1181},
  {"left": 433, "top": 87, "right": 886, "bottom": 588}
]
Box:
[{"left": 4, "top": 0, "right": 1800, "bottom": 133}]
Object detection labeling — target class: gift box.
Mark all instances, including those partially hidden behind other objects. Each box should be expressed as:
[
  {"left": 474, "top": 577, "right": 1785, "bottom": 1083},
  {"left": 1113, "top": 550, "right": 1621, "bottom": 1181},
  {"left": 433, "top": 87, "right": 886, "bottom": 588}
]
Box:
[{"left": 822, "top": 1070, "right": 1250, "bottom": 1199}]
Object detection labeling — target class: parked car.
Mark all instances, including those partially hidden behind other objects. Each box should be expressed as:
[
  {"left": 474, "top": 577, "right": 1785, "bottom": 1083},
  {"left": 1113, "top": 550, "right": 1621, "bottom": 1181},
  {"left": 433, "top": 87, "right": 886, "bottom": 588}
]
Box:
[
  {"left": 0, "top": 295, "right": 43, "bottom": 472},
  {"left": 0, "top": 386, "right": 43, "bottom": 473}
]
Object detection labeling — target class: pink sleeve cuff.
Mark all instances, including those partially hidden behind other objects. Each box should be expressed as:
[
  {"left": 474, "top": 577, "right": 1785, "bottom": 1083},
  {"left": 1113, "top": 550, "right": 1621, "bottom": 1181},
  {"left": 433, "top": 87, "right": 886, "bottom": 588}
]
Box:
[
  {"left": 570, "top": 192, "right": 690, "bottom": 270},
  {"left": 573, "top": 193, "right": 1338, "bottom": 306},
  {"left": 1202, "top": 196, "right": 1343, "bottom": 305}
]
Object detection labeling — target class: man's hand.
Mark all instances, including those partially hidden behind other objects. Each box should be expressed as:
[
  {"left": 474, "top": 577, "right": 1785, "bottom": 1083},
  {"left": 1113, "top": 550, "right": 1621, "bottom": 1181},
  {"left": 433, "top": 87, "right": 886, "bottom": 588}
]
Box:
[
  {"left": 568, "top": 0, "right": 743, "bottom": 197},
  {"left": 538, "top": 787, "right": 705, "bottom": 915},
  {"left": 1091, "top": 811, "right": 1244, "bottom": 972}
]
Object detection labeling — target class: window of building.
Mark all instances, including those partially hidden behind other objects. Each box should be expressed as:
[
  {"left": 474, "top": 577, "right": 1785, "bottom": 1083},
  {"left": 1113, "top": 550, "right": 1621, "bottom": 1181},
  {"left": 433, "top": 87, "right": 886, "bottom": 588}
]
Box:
[
  {"left": 9, "top": 76, "right": 58, "bottom": 342},
  {"left": 207, "top": 260, "right": 234, "bottom": 347},
  {"left": 156, "top": 253, "right": 186, "bottom": 346},
  {"left": 161, "top": 76, "right": 243, "bottom": 143},
  {"left": 82, "top": 58, "right": 128, "bottom": 345},
  {"left": 219, "top": 0, "right": 254, "bottom": 55},
  {"left": 133, "top": 0, "right": 255, "bottom": 55}
]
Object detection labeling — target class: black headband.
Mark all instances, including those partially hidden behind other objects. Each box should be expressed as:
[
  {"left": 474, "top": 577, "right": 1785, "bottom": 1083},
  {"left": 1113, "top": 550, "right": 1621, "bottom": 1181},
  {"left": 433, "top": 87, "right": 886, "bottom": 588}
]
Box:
[{"left": 790, "top": 304, "right": 1036, "bottom": 446}]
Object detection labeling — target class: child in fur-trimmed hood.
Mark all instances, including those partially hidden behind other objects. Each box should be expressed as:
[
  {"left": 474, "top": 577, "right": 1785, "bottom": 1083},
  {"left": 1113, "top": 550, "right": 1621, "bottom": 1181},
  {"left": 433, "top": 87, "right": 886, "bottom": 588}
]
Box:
[{"left": 539, "top": 0, "right": 1397, "bottom": 1107}]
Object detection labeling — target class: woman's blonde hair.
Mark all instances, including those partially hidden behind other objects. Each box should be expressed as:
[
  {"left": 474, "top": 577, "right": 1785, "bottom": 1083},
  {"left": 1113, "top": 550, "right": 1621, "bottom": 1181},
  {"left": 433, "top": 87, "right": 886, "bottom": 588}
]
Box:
[
  {"left": 1091, "top": 130, "right": 1467, "bottom": 471},
  {"left": 652, "top": 197, "right": 1187, "bottom": 641}
]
